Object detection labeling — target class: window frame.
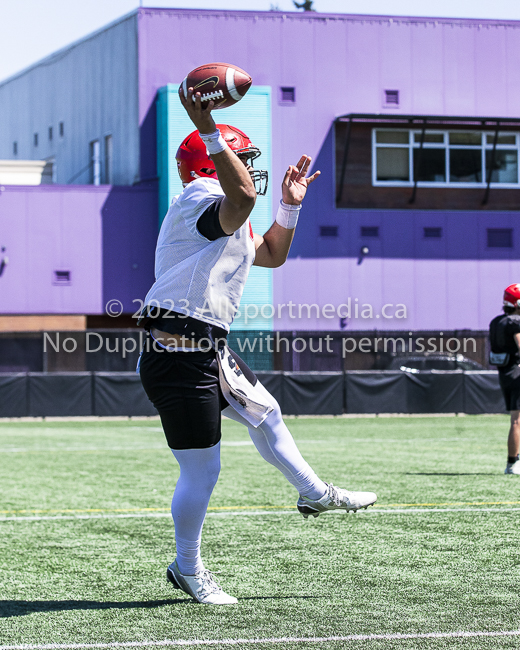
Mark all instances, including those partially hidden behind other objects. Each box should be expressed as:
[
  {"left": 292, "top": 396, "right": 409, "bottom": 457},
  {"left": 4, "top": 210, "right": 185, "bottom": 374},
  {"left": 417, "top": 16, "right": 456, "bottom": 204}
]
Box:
[
  {"left": 90, "top": 139, "right": 101, "bottom": 186},
  {"left": 372, "top": 128, "right": 520, "bottom": 188},
  {"left": 104, "top": 134, "right": 113, "bottom": 184}
]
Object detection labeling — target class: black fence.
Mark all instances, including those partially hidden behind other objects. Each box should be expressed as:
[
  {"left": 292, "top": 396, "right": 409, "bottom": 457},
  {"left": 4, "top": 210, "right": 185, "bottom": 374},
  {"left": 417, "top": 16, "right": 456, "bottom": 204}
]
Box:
[{"left": 0, "top": 371, "right": 504, "bottom": 418}]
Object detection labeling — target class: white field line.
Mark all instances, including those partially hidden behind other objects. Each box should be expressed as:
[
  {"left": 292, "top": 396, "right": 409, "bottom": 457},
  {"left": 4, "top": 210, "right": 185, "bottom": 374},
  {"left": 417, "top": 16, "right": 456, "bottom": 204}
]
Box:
[
  {"left": 0, "top": 416, "right": 162, "bottom": 423},
  {"left": 0, "top": 446, "right": 166, "bottom": 453},
  {"left": 0, "top": 437, "right": 490, "bottom": 453},
  {"left": 2, "top": 506, "right": 520, "bottom": 523},
  {"left": 0, "top": 441, "right": 254, "bottom": 453},
  {"left": 1, "top": 630, "right": 520, "bottom": 649}
]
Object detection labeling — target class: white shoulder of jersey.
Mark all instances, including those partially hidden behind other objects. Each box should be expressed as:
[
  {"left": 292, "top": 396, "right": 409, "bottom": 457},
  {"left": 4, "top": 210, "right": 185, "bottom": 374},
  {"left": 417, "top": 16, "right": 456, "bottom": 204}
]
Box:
[
  {"left": 169, "top": 177, "right": 225, "bottom": 240},
  {"left": 178, "top": 177, "right": 224, "bottom": 205}
]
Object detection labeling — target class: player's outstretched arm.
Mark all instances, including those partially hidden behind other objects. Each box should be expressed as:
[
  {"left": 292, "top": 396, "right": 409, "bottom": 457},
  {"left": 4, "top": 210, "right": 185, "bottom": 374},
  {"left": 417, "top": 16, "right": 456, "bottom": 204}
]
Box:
[
  {"left": 179, "top": 86, "right": 256, "bottom": 234},
  {"left": 254, "top": 155, "right": 320, "bottom": 268}
]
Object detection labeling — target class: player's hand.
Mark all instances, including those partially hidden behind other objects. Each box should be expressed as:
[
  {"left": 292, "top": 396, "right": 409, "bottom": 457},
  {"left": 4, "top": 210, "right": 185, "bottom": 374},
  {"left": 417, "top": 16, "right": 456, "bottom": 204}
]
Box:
[
  {"left": 178, "top": 85, "right": 217, "bottom": 135},
  {"left": 281, "top": 155, "right": 320, "bottom": 205}
]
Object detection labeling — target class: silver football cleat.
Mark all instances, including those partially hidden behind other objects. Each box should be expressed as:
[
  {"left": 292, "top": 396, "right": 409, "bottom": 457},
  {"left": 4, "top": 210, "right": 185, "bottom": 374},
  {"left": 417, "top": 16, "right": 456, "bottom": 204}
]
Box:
[
  {"left": 167, "top": 560, "right": 237, "bottom": 605},
  {"left": 297, "top": 483, "right": 377, "bottom": 519}
]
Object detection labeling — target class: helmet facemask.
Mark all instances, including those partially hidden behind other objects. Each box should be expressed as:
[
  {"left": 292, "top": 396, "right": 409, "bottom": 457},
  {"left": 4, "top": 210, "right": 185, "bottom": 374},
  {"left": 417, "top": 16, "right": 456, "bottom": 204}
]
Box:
[
  {"left": 235, "top": 145, "right": 268, "bottom": 196},
  {"left": 248, "top": 169, "right": 268, "bottom": 195}
]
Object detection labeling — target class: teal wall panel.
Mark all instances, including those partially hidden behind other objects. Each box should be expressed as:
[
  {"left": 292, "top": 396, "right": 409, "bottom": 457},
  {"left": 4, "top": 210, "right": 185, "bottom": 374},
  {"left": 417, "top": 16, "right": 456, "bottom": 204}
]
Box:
[{"left": 156, "top": 85, "right": 273, "bottom": 335}]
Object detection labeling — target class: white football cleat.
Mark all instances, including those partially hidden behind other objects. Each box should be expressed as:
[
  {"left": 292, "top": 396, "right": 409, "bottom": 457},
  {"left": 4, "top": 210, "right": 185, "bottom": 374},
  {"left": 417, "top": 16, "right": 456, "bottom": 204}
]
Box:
[
  {"left": 504, "top": 460, "right": 520, "bottom": 475},
  {"left": 167, "top": 560, "right": 238, "bottom": 605},
  {"left": 297, "top": 483, "right": 377, "bottom": 518}
]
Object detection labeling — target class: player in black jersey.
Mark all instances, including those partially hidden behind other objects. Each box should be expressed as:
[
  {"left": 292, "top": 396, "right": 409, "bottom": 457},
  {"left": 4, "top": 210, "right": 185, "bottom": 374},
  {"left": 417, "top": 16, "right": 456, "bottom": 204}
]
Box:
[{"left": 489, "top": 283, "right": 520, "bottom": 474}]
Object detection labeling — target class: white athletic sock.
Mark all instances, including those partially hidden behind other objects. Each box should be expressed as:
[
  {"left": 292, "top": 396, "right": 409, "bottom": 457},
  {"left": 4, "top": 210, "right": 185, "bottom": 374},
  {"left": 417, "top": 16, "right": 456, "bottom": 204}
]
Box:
[
  {"left": 170, "top": 443, "right": 221, "bottom": 576},
  {"left": 222, "top": 381, "right": 327, "bottom": 500}
]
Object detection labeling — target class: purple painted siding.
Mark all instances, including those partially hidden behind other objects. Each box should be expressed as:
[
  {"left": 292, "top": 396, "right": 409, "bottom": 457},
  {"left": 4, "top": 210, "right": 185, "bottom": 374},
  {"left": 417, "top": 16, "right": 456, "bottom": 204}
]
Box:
[
  {"left": 134, "top": 8, "right": 520, "bottom": 332},
  {"left": 292, "top": 205, "right": 520, "bottom": 261},
  {"left": 101, "top": 184, "right": 157, "bottom": 313},
  {"left": 273, "top": 257, "right": 519, "bottom": 332},
  {"left": 0, "top": 186, "right": 104, "bottom": 314},
  {"left": 0, "top": 185, "right": 156, "bottom": 315},
  {"left": 7, "top": 8, "right": 520, "bottom": 329},
  {"left": 137, "top": 9, "right": 520, "bottom": 192}
]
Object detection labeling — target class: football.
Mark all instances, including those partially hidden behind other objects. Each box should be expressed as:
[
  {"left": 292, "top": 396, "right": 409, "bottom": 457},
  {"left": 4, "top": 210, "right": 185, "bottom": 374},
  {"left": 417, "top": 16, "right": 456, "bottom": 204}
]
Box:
[{"left": 181, "top": 62, "right": 252, "bottom": 109}]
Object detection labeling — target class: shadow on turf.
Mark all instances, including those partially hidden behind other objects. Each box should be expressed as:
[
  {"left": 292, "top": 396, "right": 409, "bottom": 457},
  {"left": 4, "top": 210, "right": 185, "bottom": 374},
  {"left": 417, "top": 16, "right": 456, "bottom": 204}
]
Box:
[
  {"left": 0, "top": 595, "right": 314, "bottom": 617},
  {"left": 0, "top": 599, "right": 185, "bottom": 617},
  {"left": 406, "top": 472, "right": 497, "bottom": 476}
]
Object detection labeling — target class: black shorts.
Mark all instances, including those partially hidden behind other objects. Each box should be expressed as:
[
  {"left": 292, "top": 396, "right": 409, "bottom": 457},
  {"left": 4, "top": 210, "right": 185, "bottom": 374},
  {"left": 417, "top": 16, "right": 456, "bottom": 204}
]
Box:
[
  {"left": 499, "top": 368, "right": 520, "bottom": 412},
  {"left": 139, "top": 338, "right": 257, "bottom": 449}
]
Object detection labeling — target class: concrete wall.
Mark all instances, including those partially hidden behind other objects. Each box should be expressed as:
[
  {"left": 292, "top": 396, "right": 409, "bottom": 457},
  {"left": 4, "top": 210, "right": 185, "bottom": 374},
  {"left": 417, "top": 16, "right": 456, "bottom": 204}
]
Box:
[{"left": 0, "top": 12, "right": 139, "bottom": 186}]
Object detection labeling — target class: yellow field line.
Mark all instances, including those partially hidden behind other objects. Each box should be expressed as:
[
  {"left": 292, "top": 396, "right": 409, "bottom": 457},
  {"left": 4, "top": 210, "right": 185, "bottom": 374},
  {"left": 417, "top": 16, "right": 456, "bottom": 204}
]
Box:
[{"left": 1, "top": 500, "right": 520, "bottom": 515}]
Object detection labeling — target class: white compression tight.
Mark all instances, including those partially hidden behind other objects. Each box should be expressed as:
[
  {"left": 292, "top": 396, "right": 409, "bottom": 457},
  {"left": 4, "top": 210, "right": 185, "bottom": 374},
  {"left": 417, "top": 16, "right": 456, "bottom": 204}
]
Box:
[
  {"left": 170, "top": 381, "right": 327, "bottom": 576},
  {"left": 170, "top": 443, "right": 221, "bottom": 576},
  {"left": 221, "top": 380, "right": 327, "bottom": 499}
]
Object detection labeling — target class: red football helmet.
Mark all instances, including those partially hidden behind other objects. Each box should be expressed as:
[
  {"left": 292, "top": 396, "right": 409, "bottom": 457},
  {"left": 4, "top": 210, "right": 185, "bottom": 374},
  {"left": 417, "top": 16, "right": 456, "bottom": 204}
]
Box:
[
  {"left": 176, "top": 124, "right": 268, "bottom": 195},
  {"left": 503, "top": 284, "right": 520, "bottom": 308}
]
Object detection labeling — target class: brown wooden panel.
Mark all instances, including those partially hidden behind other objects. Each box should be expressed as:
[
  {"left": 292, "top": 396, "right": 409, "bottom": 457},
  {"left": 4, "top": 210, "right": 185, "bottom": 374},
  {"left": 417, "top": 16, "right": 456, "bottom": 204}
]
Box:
[
  {"left": 335, "top": 122, "right": 520, "bottom": 211},
  {"left": 0, "top": 315, "right": 86, "bottom": 332}
]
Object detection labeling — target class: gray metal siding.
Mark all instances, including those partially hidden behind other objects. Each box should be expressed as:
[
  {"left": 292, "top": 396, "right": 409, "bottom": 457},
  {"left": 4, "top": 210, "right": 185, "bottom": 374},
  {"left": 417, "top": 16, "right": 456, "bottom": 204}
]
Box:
[{"left": 0, "top": 12, "right": 139, "bottom": 186}]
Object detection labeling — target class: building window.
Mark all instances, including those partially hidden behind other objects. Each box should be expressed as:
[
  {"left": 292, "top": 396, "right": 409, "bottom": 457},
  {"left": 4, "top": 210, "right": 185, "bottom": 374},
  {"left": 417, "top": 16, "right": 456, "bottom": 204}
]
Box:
[
  {"left": 48, "top": 126, "right": 53, "bottom": 141},
  {"left": 90, "top": 140, "right": 101, "bottom": 186},
  {"left": 361, "top": 226, "right": 379, "bottom": 238},
  {"left": 373, "top": 129, "right": 520, "bottom": 187},
  {"left": 34, "top": 133, "right": 38, "bottom": 147},
  {"left": 13, "top": 142, "right": 17, "bottom": 155},
  {"left": 320, "top": 226, "right": 338, "bottom": 237},
  {"left": 104, "top": 135, "right": 113, "bottom": 184},
  {"left": 59, "top": 122, "right": 64, "bottom": 137},
  {"left": 487, "top": 228, "right": 513, "bottom": 248},
  {"left": 424, "top": 227, "right": 442, "bottom": 238},
  {"left": 279, "top": 87, "right": 296, "bottom": 104}
]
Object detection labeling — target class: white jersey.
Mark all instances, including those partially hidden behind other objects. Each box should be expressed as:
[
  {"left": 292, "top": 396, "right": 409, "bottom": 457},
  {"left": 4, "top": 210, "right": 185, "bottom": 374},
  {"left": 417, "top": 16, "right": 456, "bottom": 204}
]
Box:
[{"left": 143, "top": 177, "right": 256, "bottom": 331}]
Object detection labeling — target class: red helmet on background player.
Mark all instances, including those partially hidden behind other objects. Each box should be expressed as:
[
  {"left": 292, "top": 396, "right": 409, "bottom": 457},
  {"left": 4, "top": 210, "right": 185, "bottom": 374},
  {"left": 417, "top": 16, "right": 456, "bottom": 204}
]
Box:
[
  {"left": 503, "top": 284, "right": 520, "bottom": 308},
  {"left": 176, "top": 124, "right": 268, "bottom": 195}
]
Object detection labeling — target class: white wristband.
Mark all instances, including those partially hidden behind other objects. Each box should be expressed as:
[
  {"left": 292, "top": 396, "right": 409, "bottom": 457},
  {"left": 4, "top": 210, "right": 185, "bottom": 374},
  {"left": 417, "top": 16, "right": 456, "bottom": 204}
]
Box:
[
  {"left": 199, "top": 129, "right": 227, "bottom": 155},
  {"left": 275, "top": 200, "right": 301, "bottom": 230}
]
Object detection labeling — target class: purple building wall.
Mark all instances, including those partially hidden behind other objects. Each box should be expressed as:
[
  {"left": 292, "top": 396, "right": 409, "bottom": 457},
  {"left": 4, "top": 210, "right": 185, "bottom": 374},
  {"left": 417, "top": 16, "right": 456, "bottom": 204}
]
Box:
[
  {"left": 3, "top": 9, "right": 519, "bottom": 328},
  {"left": 135, "top": 9, "right": 520, "bottom": 332},
  {"left": 273, "top": 257, "right": 520, "bottom": 332},
  {"left": 275, "top": 127, "right": 520, "bottom": 331},
  {"left": 137, "top": 9, "right": 520, "bottom": 195},
  {"left": 0, "top": 185, "right": 156, "bottom": 315},
  {"left": 101, "top": 184, "right": 158, "bottom": 314}
]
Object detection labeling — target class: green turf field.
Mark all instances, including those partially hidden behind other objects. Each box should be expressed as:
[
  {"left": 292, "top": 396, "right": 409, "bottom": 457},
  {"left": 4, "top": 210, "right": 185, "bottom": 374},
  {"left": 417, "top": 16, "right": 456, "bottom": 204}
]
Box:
[{"left": 1, "top": 414, "right": 519, "bottom": 649}]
